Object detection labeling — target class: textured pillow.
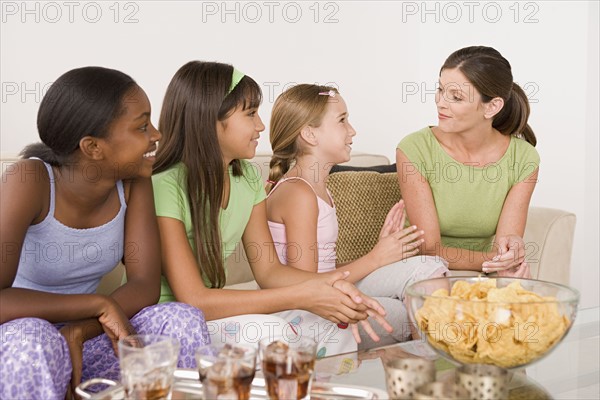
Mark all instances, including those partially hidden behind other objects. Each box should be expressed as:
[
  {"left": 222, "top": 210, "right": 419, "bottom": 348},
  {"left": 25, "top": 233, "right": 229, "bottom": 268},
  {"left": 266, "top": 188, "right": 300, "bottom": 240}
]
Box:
[
  {"left": 330, "top": 163, "right": 397, "bottom": 174},
  {"left": 326, "top": 172, "right": 402, "bottom": 263}
]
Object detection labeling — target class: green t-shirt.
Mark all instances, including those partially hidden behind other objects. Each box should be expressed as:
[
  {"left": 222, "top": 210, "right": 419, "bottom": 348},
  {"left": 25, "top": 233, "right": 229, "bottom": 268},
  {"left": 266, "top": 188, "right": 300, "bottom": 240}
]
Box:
[
  {"left": 397, "top": 127, "right": 540, "bottom": 252},
  {"left": 152, "top": 160, "right": 266, "bottom": 302}
]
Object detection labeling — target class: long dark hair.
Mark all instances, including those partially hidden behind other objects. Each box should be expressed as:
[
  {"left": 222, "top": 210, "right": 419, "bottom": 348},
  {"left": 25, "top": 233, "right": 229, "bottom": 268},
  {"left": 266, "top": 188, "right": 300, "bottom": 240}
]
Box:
[
  {"left": 21, "top": 67, "right": 138, "bottom": 165},
  {"left": 154, "top": 61, "right": 262, "bottom": 288},
  {"left": 441, "top": 46, "right": 536, "bottom": 146}
]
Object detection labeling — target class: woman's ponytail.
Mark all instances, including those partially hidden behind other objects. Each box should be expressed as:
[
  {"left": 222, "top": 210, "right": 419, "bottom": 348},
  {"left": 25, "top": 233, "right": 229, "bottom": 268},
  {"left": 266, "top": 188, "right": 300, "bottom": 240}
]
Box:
[{"left": 493, "top": 83, "right": 537, "bottom": 146}]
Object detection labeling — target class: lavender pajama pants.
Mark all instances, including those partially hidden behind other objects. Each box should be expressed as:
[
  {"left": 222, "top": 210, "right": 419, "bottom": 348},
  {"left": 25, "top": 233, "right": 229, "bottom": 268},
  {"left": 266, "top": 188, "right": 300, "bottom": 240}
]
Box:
[{"left": 0, "top": 302, "right": 209, "bottom": 400}]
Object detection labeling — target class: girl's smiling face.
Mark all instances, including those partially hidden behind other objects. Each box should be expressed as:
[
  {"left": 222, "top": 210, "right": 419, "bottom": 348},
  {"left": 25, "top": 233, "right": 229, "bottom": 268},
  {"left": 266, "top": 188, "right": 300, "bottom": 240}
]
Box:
[
  {"left": 311, "top": 95, "right": 356, "bottom": 165},
  {"left": 102, "top": 86, "right": 161, "bottom": 179},
  {"left": 217, "top": 103, "right": 265, "bottom": 164}
]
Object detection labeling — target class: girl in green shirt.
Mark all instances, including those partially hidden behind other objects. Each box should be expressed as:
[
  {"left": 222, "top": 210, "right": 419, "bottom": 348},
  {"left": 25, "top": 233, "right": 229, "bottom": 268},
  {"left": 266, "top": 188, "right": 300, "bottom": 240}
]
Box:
[{"left": 152, "top": 61, "right": 391, "bottom": 355}]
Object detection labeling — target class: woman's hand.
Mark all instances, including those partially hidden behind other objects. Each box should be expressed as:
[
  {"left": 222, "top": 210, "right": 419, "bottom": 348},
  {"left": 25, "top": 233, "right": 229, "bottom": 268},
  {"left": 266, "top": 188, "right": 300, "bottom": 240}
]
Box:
[
  {"left": 482, "top": 235, "right": 526, "bottom": 274},
  {"left": 497, "top": 261, "right": 531, "bottom": 278},
  {"left": 372, "top": 201, "right": 424, "bottom": 266}
]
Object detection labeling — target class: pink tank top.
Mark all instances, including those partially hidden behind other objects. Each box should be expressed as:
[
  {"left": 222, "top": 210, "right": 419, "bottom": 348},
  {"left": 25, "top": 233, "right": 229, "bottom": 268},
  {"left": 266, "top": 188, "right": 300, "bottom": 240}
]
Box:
[{"left": 267, "top": 177, "right": 338, "bottom": 273}]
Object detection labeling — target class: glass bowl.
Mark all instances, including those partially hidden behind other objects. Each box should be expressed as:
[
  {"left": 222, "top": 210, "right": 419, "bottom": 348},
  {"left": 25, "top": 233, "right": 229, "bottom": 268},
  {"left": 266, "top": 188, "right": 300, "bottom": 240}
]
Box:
[{"left": 405, "top": 276, "right": 579, "bottom": 369}]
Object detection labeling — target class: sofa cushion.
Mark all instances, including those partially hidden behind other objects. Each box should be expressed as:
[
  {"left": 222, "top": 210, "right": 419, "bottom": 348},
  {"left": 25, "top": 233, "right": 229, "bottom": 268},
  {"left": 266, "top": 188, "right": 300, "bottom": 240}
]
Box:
[
  {"left": 247, "top": 153, "right": 392, "bottom": 185},
  {"left": 326, "top": 172, "right": 401, "bottom": 263},
  {"left": 331, "top": 163, "right": 397, "bottom": 174}
]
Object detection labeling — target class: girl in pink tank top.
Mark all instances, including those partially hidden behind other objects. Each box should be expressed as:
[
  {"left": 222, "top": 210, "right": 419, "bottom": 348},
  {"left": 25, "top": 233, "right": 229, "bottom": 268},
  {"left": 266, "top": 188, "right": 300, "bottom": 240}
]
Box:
[
  {"left": 266, "top": 85, "right": 424, "bottom": 278},
  {"left": 268, "top": 176, "right": 338, "bottom": 273},
  {"left": 266, "top": 85, "right": 449, "bottom": 347}
]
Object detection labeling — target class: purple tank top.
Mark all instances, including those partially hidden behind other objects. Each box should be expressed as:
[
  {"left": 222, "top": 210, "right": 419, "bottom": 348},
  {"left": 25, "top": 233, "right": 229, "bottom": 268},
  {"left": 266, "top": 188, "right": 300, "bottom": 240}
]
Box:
[{"left": 12, "top": 160, "right": 126, "bottom": 294}]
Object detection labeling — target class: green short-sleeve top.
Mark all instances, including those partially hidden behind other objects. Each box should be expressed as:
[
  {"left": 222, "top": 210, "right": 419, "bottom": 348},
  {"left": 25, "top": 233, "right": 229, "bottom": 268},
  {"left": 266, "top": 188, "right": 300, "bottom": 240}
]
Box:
[
  {"left": 152, "top": 160, "right": 266, "bottom": 302},
  {"left": 397, "top": 127, "right": 539, "bottom": 252}
]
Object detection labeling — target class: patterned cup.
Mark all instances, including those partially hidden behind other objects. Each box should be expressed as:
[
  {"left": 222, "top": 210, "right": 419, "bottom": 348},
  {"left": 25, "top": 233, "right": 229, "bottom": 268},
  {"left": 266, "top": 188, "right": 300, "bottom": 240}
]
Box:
[
  {"left": 456, "top": 363, "right": 509, "bottom": 400},
  {"left": 414, "top": 381, "right": 470, "bottom": 400},
  {"left": 384, "top": 358, "right": 436, "bottom": 399}
]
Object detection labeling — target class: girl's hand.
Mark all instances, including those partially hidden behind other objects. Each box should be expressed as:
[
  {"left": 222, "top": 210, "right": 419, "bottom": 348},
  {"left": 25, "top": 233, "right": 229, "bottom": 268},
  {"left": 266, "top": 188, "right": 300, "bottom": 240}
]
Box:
[
  {"left": 301, "top": 271, "right": 368, "bottom": 324},
  {"left": 330, "top": 274, "right": 393, "bottom": 344},
  {"left": 378, "top": 200, "right": 405, "bottom": 239},
  {"left": 372, "top": 226, "right": 424, "bottom": 266},
  {"left": 482, "top": 235, "right": 526, "bottom": 273},
  {"left": 349, "top": 307, "right": 394, "bottom": 344},
  {"left": 58, "top": 297, "right": 133, "bottom": 398},
  {"left": 97, "top": 296, "right": 135, "bottom": 355},
  {"left": 372, "top": 203, "right": 425, "bottom": 266},
  {"left": 59, "top": 324, "right": 85, "bottom": 399}
]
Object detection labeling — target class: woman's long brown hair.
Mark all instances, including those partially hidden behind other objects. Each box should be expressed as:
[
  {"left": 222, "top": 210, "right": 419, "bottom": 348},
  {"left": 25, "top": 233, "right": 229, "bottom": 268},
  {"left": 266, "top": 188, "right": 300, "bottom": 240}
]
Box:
[{"left": 154, "top": 61, "right": 262, "bottom": 288}]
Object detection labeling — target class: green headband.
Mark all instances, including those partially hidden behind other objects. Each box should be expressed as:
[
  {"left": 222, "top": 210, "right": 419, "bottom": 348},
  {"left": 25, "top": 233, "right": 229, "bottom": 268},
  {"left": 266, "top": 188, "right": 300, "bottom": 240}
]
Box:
[{"left": 228, "top": 68, "right": 245, "bottom": 95}]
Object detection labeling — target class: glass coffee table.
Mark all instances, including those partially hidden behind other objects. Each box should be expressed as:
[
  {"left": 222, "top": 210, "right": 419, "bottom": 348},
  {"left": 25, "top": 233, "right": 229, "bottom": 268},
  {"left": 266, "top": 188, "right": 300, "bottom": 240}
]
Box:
[
  {"left": 84, "top": 370, "right": 387, "bottom": 399},
  {"left": 314, "top": 340, "right": 553, "bottom": 400},
  {"left": 80, "top": 310, "right": 598, "bottom": 399},
  {"left": 314, "top": 311, "right": 600, "bottom": 400}
]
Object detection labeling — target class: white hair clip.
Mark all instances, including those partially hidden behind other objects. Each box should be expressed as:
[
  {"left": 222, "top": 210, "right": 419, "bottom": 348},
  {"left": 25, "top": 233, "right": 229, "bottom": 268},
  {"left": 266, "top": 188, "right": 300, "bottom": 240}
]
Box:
[{"left": 318, "top": 90, "right": 336, "bottom": 97}]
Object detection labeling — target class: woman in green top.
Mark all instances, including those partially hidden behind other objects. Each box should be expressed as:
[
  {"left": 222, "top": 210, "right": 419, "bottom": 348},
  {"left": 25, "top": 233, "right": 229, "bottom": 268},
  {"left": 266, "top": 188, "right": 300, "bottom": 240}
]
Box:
[
  {"left": 152, "top": 61, "right": 391, "bottom": 355},
  {"left": 397, "top": 46, "right": 539, "bottom": 278}
]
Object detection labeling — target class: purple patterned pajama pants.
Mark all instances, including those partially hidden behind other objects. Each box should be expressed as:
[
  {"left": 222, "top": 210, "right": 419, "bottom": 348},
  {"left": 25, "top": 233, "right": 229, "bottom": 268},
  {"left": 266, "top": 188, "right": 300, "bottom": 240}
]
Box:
[{"left": 0, "top": 302, "right": 209, "bottom": 400}]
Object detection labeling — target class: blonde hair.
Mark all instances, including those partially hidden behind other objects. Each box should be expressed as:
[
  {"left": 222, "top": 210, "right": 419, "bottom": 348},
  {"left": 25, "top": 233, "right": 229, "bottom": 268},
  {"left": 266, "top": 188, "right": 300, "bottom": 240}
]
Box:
[{"left": 267, "top": 84, "right": 338, "bottom": 193}]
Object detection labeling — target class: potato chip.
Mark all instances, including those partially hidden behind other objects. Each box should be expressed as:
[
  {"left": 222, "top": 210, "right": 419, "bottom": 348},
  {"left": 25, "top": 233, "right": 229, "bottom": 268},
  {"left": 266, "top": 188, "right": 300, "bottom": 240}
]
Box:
[{"left": 415, "top": 279, "right": 571, "bottom": 368}]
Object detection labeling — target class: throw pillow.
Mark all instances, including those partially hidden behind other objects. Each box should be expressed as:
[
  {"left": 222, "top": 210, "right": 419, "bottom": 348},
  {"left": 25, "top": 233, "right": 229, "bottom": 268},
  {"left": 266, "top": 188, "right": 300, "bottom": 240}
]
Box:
[
  {"left": 330, "top": 163, "right": 397, "bottom": 174},
  {"left": 326, "top": 171, "right": 402, "bottom": 263}
]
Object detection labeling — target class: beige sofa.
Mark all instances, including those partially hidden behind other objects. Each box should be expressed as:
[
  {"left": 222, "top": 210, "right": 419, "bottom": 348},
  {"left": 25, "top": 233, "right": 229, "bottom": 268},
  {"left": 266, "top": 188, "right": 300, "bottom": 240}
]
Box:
[{"left": 0, "top": 153, "right": 577, "bottom": 294}]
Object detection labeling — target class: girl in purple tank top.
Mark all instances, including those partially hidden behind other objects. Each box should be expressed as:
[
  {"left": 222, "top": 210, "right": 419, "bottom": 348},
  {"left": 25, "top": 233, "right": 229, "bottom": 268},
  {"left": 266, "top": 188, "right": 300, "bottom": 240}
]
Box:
[{"left": 0, "top": 67, "right": 209, "bottom": 400}]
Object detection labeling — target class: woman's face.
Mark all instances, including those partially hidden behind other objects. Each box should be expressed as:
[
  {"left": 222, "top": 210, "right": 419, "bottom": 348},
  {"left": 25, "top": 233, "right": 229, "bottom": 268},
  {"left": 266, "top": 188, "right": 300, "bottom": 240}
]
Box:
[
  {"left": 435, "top": 68, "right": 489, "bottom": 134},
  {"left": 217, "top": 102, "right": 265, "bottom": 163}
]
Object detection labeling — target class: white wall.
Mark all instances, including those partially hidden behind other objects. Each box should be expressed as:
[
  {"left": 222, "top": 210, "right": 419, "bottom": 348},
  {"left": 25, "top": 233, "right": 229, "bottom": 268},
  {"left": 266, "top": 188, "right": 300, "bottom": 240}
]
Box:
[{"left": 1, "top": 1, "right": 598, "bottom": 309}]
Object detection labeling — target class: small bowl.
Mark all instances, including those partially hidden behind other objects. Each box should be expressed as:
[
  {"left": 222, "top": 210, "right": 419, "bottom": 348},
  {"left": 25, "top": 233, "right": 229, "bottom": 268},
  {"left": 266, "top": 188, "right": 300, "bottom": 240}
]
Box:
[{"left": 405, "top": 276, "right": 579, "bottom": 369}]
